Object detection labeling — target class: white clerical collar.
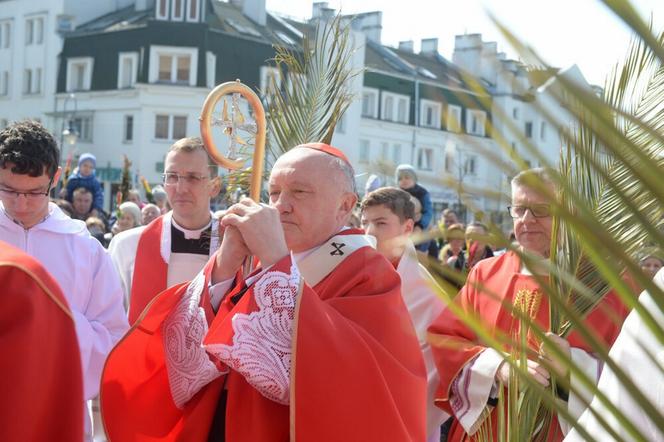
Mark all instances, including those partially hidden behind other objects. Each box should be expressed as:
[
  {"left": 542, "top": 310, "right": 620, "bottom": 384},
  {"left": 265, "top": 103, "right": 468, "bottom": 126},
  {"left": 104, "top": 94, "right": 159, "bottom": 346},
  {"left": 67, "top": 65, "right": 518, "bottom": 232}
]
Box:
[
  {"left": 291, "top": 226, "right": 351, "bottom": 263},
  {"left": 171, "top": 216, "right": 212, "bottom": 240}
]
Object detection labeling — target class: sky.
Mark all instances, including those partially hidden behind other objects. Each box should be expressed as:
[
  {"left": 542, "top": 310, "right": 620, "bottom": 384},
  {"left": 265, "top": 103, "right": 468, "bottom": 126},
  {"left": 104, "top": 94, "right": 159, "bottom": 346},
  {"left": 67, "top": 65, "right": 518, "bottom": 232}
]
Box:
[{"left": 264, "top": 0, "right": 664, "bottom": 86}]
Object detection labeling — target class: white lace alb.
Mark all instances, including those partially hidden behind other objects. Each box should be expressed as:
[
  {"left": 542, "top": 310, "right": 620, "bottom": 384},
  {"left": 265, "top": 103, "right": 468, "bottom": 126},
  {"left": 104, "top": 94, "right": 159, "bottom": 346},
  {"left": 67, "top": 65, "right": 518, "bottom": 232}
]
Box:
[
  {"left": 163, "top": 272, "right": 225, "bottom": 409},
  {"left": 206, "top": 264, "right": 301, "bottom": 405}
]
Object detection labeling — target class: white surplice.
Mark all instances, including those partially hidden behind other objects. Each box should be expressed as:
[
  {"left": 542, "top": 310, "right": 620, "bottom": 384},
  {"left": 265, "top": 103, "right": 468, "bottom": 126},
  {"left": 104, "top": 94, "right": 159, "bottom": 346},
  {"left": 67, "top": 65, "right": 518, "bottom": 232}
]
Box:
[
  {"left": 565, "top": 268, "right": 664, "bottom": 442},
  {"left": 397, "top": 240, "right": 450, "bottom": 441},
  {"left": 0, "top": 202, "right": 128, "bottom": 440}
]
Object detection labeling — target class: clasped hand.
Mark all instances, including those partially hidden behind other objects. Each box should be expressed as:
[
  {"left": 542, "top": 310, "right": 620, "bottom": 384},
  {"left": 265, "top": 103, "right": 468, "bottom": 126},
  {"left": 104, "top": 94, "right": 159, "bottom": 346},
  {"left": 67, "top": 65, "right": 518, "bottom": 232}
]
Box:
[{"left": 211, "top": 198, "right": 289, "bottom": 283}]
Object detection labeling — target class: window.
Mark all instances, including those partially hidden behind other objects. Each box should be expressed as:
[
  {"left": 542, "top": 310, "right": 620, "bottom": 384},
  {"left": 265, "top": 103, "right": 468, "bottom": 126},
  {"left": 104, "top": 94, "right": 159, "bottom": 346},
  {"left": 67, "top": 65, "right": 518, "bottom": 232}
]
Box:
[
  {"left": 23, "top": 69, "right": 31, "bottom": 94},
  {"left": 150, "top": 46, "right": 198, "bottom": 86},
  {"left": 381, "top": 142, "right": 389, "bottom": 159},
  {"left": 359, "top": 139, "right": 370, "bottom": 163},
  {"left": 392, "top": 144, "right": 401, "bottom": 164},
  {"left": 512, "top": 107, "right": 519, "bottom": 119},
  {"left": 361, "top": 88, "right": 378, "bottom": 118},
  {"left": 464, "top": 155, "right": 477, "bottom": 175},
  {"left": 170, "top": 55, "right": 189, "bottom": 82},
  {"left": 25, "top": 17, "right": 43, "bottom": 45},
  {"left": 33, "top": 68, "right": 41, "bottom": 94},
  {"left": 206, "top": 52, "right": 216, "bottom": 89},
  {"left": 383, "top": 95, "right": 393, "bottom": 121},
  {"left": 417, "top": 148, "right": 433, "bottom": 171},
  {"left": 445, "top": 151, "right": 454, "bottom": 173},
  {"left": 173, "top": 115, "right": 187, "bottom": 139},
  {"left": 381, "top": 92, "right": 409, "bottom": 123},
  {"left": 155, "top": 115, "right": 169, "bottom": 139},
  {"left": 187, "top": 0, "right": 200, "bottom": 22},
  {"left": 466, "top": 109, "right": 486, "bottom": 136},
  {"left": 25, "top": 19, "right": 33, "bottom": 45},
  {"left": 172, "top": 0, "right": 185, "bottom": 20},
  {"left": 71, "top": 116, "right": 93, "bottom": 142},
  {"left": 525, "top": 121, "right": 533, "bottom": 138},
  {"left": 123, "top": 115, "right": 134, "bottom": 142},
  {"left": 0, "top": 71, "right": 9, "bottom": 96},
  {"left": 540, "top": 121, "right": 547, "bottom": 141},
  {"left": 420, "top": 99, "right": 442, "bottom": 129},
  {"left": 157, "top": 0, "right": 170, "bottom": 20},
  {"left": 118, "top": 52, "right": 138, "bottom": 89},
  {"left": 447, "top": 104, "right": 462, "bottom": 133},
  {"left": 260, "top": 66, "right": 281, "bottom": 96},
  {"left": 35, "top": 18, "right": 43, "bottom": 44},
  {"left": 397, "top": 97, "right": 408, "bottom": 123},
  {"left": 155, "top": 114, "right": 188, "bottom": 140},
  {"left": 0, "top": 21, "right": 11, "bottom": 49},
  {"left": 66, "top": 57, "right": 94, "bottom": 91}
]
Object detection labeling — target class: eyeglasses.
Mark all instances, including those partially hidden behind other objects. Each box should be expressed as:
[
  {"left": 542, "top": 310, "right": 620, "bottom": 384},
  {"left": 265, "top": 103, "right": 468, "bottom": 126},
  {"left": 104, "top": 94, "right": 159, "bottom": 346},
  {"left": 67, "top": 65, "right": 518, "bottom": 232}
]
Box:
[
  {"left": 507, "top": 204, "right": 552, "bottom": 219},
  {"left": 162, "top": 172, "right": 209, "bottom": 186},
  {"left": 0, "top": 176, "right": 54, "bottom": 200}
]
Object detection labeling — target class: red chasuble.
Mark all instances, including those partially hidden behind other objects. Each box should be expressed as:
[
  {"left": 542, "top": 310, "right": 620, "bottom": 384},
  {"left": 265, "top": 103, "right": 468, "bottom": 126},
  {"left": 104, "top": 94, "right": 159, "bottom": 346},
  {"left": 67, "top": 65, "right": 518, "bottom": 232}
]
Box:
[
  {"left": 101, "top": 230, "right": 427, "bottom": 441},
  {"left": 128, "top": 216, "right": 168, "bottom": 324},
  {"left": 0, "top": 242, "right": 83, "bottom": 442},
  {"left": 428, "top": 251, "right": 630, "bottom": 442}
]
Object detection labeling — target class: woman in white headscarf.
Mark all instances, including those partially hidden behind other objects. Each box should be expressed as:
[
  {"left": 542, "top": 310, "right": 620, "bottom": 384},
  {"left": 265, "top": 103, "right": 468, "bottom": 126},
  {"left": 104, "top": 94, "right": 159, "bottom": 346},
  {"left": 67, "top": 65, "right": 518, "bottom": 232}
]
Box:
[{"left": 113, "top": 202, "right": 141, "bottom": 234}]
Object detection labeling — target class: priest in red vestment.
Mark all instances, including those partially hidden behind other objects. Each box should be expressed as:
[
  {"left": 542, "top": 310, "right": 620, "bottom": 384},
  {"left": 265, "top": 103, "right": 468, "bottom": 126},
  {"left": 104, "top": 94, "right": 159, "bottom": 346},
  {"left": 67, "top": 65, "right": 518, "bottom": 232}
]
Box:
[
  {"left": 108, "top": 137, "right": 222, "bottom": 324},
  {"left": 428, "top": 168, "right": 631, "bottom": 441},
  {"left": 0, "top": 241, "right": 83, "bottom": 441},
  {"left": 101, "top": 143, "right": 427, "bottom": 441}
]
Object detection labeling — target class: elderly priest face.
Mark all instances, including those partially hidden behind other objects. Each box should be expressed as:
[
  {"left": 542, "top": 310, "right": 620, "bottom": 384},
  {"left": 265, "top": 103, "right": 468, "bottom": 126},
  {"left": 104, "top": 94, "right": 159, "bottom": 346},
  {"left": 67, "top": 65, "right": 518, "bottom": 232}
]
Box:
[{"left": 267, "top": 145, "right": 357, "bottom": 253}]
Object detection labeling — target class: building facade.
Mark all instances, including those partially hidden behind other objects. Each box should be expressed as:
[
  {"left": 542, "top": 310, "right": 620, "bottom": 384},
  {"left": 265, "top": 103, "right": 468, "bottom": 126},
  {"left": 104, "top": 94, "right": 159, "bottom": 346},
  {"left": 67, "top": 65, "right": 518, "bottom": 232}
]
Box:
[{"left": 1, "top": 0, "right": 593, "bottom": 220}]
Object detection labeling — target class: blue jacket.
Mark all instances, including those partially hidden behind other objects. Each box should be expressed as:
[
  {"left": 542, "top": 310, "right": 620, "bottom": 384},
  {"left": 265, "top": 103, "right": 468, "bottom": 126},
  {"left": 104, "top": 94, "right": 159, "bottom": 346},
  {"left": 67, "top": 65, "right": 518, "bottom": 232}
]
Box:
[
  {"left": 403, "top": 183, "right": 433, "bottom": 252},
  {"left": 66, "top": 170, "right": 104, "bottom": 211},
  {"left": 403, "top": 183, "right": 433, "bottom": 230}
]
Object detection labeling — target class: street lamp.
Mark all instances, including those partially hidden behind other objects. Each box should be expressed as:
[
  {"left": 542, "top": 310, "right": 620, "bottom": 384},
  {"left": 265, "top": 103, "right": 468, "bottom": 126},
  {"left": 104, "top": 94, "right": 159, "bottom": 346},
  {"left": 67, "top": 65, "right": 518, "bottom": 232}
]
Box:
[
  {"left": 60, "top": 93, "right": 78, "bottom": 149},
  {"left": 62, "top": 121, "right": 78, "bottom": 145},
  {"left": 56, "top": 93, "right": 78, "bottom": 197}
]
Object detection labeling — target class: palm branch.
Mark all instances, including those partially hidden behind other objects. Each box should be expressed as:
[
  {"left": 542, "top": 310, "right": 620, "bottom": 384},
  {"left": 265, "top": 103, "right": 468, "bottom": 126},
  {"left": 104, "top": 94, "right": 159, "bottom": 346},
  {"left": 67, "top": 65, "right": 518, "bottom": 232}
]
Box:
[
  {"left": 265, "top": 14, "right": 358, "bottom": 159},
  {"left": 222, "top": 15, "right": 358, "bottom": 201},
  {"left": 119, "top": 154, "right": 132, "bottom": 204},
  {"left": 423, "top": 1, "right": 664, "bottom": 440}
]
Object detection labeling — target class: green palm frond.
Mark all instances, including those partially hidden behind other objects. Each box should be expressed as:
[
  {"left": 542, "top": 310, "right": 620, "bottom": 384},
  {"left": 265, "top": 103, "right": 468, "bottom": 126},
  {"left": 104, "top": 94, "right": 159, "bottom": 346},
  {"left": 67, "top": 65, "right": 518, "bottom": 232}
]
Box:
[
  {"left": 422, "top": 3, "right": 664, "bottom": 440},
  {"left": 552, "top": 28, "right": 664, "bottom": 335},
  {"left": 265, "top": 15, "right": 359, "bottom": 158}
]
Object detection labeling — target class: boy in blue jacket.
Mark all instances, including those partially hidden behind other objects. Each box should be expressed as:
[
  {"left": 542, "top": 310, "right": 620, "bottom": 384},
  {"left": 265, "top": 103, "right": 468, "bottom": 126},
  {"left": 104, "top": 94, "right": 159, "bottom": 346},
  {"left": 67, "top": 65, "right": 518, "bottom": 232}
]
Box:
[
  {"left": 66, "top": 153, "right": 104, "bottom": 213},
  {"left": 395, "top": 164, "right": 433, "bottom": 253}
]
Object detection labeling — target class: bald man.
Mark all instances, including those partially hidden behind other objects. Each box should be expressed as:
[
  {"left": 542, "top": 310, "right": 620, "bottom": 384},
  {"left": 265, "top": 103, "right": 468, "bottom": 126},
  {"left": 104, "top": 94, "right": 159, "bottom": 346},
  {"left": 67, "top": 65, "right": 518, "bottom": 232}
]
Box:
[{"left": 101, "top": 144, "right": 426, "bottom": 441}]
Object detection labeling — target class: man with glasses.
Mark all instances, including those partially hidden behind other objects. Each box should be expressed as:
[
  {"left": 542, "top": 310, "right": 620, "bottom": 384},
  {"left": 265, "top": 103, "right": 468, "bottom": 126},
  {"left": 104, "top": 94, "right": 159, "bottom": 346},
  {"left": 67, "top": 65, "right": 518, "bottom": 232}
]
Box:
[
  {"left": 108, "top": 137, "right": 221, "bottom": 323},
  {"left": 0, "top": 120, "right": 128, "bottom": 441},
  {"left": 428, "top": 168, "right": 630, "bottom": 441},
  {"left": 101, "top": 143, "right": 426, "bottom": 441}
]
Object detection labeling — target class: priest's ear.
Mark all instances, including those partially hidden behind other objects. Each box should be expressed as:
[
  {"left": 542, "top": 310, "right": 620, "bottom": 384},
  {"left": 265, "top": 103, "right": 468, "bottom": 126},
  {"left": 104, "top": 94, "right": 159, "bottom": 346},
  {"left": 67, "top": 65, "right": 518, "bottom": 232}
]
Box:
[
  {"left": 208, "top": 174, "right": 222, "bottom": 198},
  {"left": 337, "top": 190, "right": 358, "bottom": 223}
]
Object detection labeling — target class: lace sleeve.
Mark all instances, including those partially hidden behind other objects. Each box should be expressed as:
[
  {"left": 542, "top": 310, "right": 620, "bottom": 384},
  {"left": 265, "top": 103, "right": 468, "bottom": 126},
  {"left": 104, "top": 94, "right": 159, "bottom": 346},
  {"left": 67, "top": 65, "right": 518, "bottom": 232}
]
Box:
[{"left": 205, "top": 262, "right": 301, "bottom": 405}]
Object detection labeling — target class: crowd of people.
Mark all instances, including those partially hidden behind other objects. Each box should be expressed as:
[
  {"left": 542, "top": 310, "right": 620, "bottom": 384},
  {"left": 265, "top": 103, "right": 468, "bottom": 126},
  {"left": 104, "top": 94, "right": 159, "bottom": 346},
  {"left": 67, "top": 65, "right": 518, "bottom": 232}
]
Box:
[
  {"left": 1, "top": 120, "right": 662, "bottom": 442},
  {"left": 361, "top": 166, "right": 507, "bottom": 291},
  {"left": 49, "top": 153, "right": 172, "bottom": 248}
]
